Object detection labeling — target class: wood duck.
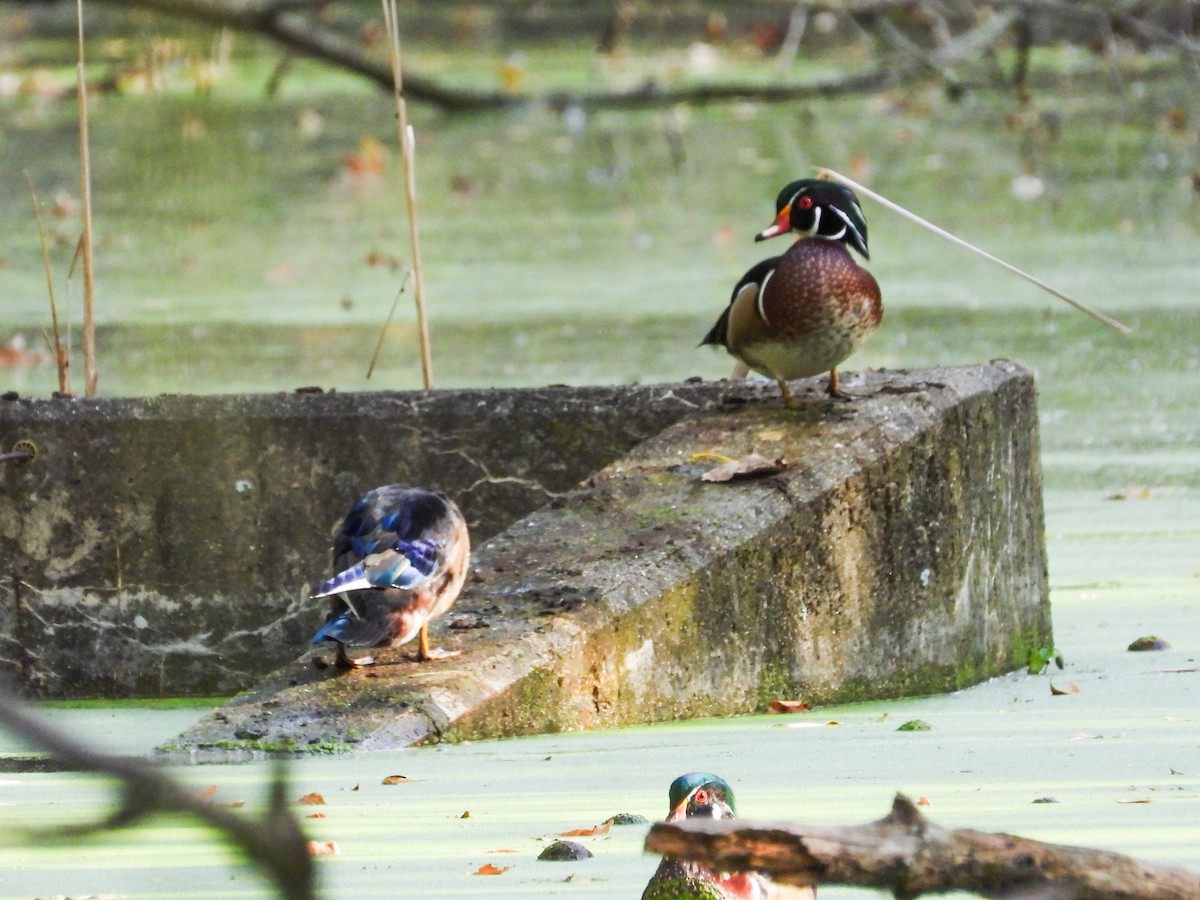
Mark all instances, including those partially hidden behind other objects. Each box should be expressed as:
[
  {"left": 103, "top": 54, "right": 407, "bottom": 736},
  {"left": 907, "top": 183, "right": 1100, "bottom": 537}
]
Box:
[
  {"left": 703, "top": 178, "right": 882, "bottom": 404},
  {"left": 642, "top": 773, "right": 814, "bottom": 900},
  {"left": 309, "top": 484, "right": 469, "bottom": 667}
]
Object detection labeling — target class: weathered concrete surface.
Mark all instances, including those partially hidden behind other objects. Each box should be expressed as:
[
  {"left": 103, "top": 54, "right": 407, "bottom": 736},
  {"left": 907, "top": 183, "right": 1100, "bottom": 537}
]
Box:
[
  {"left": 165, "top": 362, "right": 1050, "bottom": 755},
  {"left": 0, "top": 383, "right": 741, "bottom": 698}
]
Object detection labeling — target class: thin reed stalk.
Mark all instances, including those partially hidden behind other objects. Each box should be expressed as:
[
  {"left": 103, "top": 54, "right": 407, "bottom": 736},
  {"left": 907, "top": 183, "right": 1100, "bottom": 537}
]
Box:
[
  {"left": 75, "top": 0, "right": 99, "bottom": 395},
  {"left": 380, "top": 0, "right": 433, "bottom": 389},
  {"left": 25, "top": 173, "right": 70, "bottom": 395}
]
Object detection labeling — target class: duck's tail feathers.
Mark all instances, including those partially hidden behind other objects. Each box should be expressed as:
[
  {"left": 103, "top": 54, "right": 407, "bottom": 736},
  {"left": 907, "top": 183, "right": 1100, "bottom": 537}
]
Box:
[{"left": 311, "top": 564, "right": 373, "bottom": 599}]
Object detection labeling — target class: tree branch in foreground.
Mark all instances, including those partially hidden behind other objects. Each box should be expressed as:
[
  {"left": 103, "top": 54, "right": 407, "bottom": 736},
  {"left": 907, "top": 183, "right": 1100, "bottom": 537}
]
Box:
[
  {"left": 645, "top": 793, "right": 1200, "bottom": 899},
  {"left": 0, "top": 691, "right": 316, "bottom": 900}
]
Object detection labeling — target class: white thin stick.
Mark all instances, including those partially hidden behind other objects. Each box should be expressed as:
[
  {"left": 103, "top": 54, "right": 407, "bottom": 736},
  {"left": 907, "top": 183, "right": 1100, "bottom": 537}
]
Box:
[
  {"left": 816, "top": 167, "right": 1132, "bottom": 335},
  {"left": 381, "top": 0, "right": 434, "bottom": 389}
]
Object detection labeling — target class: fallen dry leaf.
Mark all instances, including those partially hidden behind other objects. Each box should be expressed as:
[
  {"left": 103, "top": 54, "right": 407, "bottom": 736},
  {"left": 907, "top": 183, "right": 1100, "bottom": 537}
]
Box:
[
  {"left": 381, "top": 775, "right": 416, "bottom": 785},
  {"left": 306, "top": 840, "right": 340, "bottom": 856},
  {"left": 700, "top": 452, "right": 788, "bottom": 483},
  {"left": 917, "top": 797, "right": 931, "bottom": 806},
  {"left": 1108, "top": 487, "right": 1150, "bottom": 501},
  {"left": 343, "top": 136, "right": 387, "bottom": 178},
  {"left": 473, "top": 863, "right": 511, "bottom": 875},
  {"left": 768, "top": 699, "right": 810, "bottom": 714},
  {"left": 1117, "top": 798, "right": 1152, "bottom": 804},
  {"left": 306, "top": 813, "right": 326, "bottom": 819},
  {"left": 297, "top": 792, "right": 326, "bottom": 805},
  {"left": 1050, "top": 681, "right": 1081, "bottom": 696},
  {"left": 459, "top": 810, "right": 471, "bottom": 819},
  {"left": 196, "top": 784, "right": 219, "bottom": 801},
  {"left": 489, "top": 849, "right": 519, "bottom": 854},
  {"left": 558, "top": 822, "right": 611, "bottom": 837}
]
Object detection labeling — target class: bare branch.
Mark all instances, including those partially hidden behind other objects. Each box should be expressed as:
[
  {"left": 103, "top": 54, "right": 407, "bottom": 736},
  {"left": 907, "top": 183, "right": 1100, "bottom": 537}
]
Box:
[
  {"left": 0, "top": 691, "right": 317, "bottom": 900},
  {"left": 645, "top": 793, "right": 1200, "bottom": 899}
]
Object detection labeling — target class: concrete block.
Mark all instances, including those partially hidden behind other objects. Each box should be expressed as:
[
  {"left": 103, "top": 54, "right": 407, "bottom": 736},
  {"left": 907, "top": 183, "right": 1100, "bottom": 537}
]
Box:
[
  {"left": 0, "top": 383, "right": 731, "bottom": 697},
  {"left": 163, "top": 362, "right": 1050, "bottom": 754}
]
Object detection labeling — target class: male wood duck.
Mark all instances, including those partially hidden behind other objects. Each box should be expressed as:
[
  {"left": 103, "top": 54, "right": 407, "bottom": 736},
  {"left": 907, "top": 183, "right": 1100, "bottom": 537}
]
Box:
[
  {"left": 309, "top": 484, "right": 469, "bottom": 667},
  {"left": 642, "top": 773, "right": 815, "bottom": 900},
  {"left": 703, "top": 178, "right": 882, "bottom": 404}
]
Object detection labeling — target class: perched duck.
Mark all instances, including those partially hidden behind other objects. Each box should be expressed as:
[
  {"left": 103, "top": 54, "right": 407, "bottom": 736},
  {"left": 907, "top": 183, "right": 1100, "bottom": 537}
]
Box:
[
  {"left": 703, "top": 178, "right": 882, "bottom": 404},
  {"left": 642, "top": 773, "right": 815, "bottom": 900},
  {"left": 309, "top": 484, "right": 469, "bottom": 667}
]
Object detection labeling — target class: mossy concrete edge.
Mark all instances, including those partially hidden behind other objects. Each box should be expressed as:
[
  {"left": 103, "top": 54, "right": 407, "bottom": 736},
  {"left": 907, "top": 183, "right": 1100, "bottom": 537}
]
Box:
[{"left": 165, "top": 362, "right": 1050, "bottom": 755}]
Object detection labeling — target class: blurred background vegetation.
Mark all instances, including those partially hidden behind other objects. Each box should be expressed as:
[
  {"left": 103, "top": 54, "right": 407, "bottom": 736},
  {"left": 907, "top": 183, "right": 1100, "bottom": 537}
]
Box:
[{"left": 0, "top": 0, "right": 1196, "bottom": 408}]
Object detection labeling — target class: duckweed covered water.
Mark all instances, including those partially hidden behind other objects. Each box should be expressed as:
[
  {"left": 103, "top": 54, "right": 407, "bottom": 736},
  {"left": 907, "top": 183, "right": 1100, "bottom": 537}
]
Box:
[{"left": 2, "top": 24, "right": 1198, "bottom": 900}]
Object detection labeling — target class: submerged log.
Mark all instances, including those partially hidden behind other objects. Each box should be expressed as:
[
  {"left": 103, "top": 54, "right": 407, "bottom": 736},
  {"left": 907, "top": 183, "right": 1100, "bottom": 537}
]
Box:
[{"left": 645, "top": 794, "right": 1200, "bottom": 899}]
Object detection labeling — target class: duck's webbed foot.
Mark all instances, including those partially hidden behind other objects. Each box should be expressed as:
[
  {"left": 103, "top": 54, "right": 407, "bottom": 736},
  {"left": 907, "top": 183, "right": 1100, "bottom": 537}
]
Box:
[
  {"left": 337, "top": 644, "right": 375, "bottom": 668},
  {"left": 824, "top": 368, "right": 860, "bottom": 401},
  {"left": 417, "top": 625, "right": 461, "bottom": 662}
]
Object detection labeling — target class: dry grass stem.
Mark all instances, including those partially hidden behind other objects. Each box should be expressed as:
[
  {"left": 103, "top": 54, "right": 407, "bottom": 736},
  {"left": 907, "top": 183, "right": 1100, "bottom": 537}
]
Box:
[
  {"left": 25, "top": 172, "right": 71, "bottom": 395},
  {"left": 367, "top": 268, "right": 413, "bottom": 379},
  {"left": 75, "top": 0, "right": 99, "bottom": 395},
  {"left": 816, "top": 167, "right": 1132, "bottom": 335},
  {"left": 382, "top": 0, "right": 433, "bottom": 389}
]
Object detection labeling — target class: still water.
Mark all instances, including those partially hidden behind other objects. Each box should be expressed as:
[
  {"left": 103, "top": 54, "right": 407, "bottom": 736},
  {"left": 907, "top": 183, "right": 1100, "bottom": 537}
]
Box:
[{"left": 1, "top": 35, "right": 1199, "bottom": 899}]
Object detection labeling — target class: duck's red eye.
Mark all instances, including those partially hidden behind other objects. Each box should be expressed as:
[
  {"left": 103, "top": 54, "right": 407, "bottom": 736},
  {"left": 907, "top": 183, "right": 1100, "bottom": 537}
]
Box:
[
  {"left": 693, "top": 789, "right": 709, "bottom": 805},
  {"left": 797, "top": 195, "right": 814, "bottom": 209}
]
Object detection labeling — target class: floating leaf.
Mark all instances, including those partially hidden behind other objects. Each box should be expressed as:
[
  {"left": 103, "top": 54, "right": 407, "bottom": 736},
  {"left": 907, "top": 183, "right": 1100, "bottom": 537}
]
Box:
[
  {"left": 558, "top": 822, "right": 610, "bottom": 837},
  {"left": 701, "top": 453, "right": 788, "bottom": 483},
  {"left": 473, "top": 863, "right": 511, "bottom": 875},
  {"left": 297, "top": 792, "right": 326, "bottom": 805},
  {"left": 382, "top": 775, "right": 417, "bottom": 784},
  {"left": 1028, "top": 646, "right": 1065, "bottom": 674},
  {"left": 306, "top": 840, "right": 340, "bottom": 856},
  {"left": 1050, "top": 681, "right": 1080, "bottom": 696},
  {"left": 768, "top": 699, "right": 810, "bottom": 714},
  {"left": 1107, "top": 487, "right": 1151, "bottom": 501}
]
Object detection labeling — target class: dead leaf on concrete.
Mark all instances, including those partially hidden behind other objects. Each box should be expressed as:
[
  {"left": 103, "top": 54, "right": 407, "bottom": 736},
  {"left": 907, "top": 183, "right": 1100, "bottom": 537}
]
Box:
[
  {"left": 1116, "top": 798, "right": 1152, "bottom": 804},
  {"left": 306, "top": 840, "right": 340, "bottom": 855},
  {"left": 1050, "top": 681, "right": 1081, "bottom": 695},
  {"left": 382, "top": 774, "right": 418, "bottom": 784},
  {"left": 297, "top": 792, "right": 326, "bottom": 805},
  {"left": 699, "top": 453, "right": 788, "bottom": 482}
]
